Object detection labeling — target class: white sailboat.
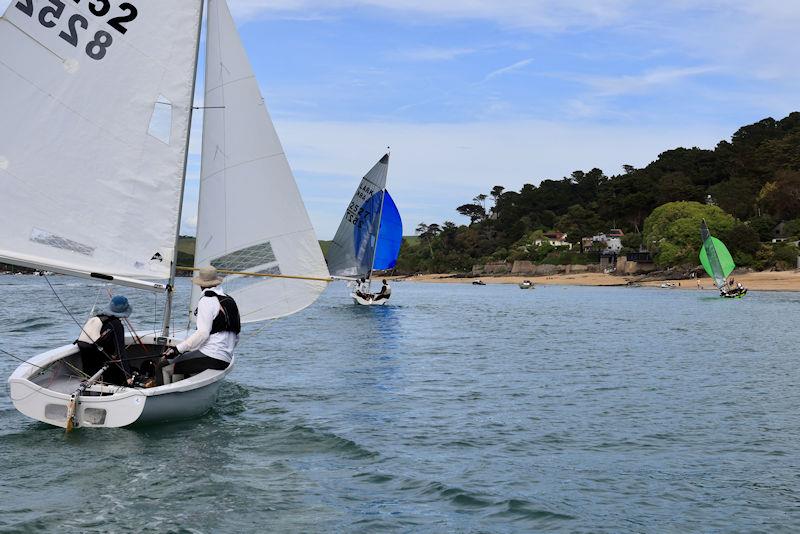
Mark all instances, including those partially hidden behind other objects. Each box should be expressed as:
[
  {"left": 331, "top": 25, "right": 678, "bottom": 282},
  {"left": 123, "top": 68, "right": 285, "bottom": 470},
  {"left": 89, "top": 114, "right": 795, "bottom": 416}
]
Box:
[
  {"left": 326, "top": 155, "right": 403, "bottom": 305},
  {"left": 4, "top": 0, "right": 329, "bottom": 429}
]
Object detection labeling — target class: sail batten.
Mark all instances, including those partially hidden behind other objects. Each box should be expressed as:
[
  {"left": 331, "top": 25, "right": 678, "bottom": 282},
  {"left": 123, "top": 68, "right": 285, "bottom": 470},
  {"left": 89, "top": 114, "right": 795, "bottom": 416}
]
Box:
[{"left": 191, "top": 0, "right": 329, "bottom": 323}]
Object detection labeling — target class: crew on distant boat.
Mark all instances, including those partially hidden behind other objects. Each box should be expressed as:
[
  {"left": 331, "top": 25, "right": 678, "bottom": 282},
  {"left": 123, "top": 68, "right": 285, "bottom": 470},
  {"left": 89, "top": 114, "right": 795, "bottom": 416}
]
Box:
[
  {"left": 720, "top": 280, "right": 747, "bottom": 297},
  {"left": 373, "top": 279, "right": 392, "bottom": 301},
  {"left": 161, "top": 267, "right": 240, "bottom": 383},
  {"left": 76, "top": 295, "right": 133, "bottom": 386},
  {"left": 355, "top": 277, "right": 371, "bottom": 300}
]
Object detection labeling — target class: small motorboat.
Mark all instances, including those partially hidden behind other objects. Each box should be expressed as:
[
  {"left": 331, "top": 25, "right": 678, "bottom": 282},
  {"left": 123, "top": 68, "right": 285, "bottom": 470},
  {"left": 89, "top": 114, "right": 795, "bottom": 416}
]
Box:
[
  {"left": 519, "top": 280, "right": 534, "bottom": 289},
  {"left": 472, "top": 279, "right": 486, "bottom": 286}
]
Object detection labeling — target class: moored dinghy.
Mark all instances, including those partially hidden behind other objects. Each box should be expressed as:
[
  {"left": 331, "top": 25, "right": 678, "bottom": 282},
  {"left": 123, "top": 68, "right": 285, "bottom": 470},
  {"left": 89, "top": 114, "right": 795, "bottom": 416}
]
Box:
[
  {"left": 5, "top": 0, "right": 329, "bottom": 429},
  {"left": 327, "top": 155, "right": 403, "bottom": 305}
]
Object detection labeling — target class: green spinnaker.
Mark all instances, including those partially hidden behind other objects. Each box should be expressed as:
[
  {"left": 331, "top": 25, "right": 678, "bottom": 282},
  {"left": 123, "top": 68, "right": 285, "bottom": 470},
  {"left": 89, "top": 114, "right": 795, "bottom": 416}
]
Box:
[{"left": 699, "top": 220, "right": 735, "bottom": 290}]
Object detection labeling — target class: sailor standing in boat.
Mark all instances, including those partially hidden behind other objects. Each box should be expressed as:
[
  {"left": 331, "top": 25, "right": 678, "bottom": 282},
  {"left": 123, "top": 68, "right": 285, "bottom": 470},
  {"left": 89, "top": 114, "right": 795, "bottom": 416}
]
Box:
[{"left": 161, "top": 266, "right": 240, "bottom": 383}]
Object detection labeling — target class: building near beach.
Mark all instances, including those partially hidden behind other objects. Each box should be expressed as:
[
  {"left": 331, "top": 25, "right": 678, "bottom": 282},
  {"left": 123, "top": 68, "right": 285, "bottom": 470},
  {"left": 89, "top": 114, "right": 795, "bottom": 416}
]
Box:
[{"left": 534, "top": 232, "right": 572, "bottom": 249}]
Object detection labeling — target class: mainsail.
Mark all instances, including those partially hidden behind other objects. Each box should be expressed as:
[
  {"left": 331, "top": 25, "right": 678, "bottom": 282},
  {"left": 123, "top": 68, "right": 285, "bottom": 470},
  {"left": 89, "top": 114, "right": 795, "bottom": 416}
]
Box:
[
  {"left": 327, "top": 154, "right": 390, "bottom": 278},
  {"left": 372, "top": 192, "right": 403, "bottom": 271},
  {"left": 699, "top": 219, "right": 735, "bottom": 290},
  {"left": 0, "top": 0, "right": 202, "bottom": 282},
  {"left": 191, "top": 0, "right": 329, "bottom": 323}
]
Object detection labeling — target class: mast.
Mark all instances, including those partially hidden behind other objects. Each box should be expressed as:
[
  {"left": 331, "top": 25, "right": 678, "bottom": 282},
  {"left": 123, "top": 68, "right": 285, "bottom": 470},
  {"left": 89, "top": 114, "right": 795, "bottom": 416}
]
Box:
[
  {"left": 366, "top": 151, "right": 390, "bottom": 291},
  {"left": 162, "top": 0, "right": 206, "bottom": 337}
]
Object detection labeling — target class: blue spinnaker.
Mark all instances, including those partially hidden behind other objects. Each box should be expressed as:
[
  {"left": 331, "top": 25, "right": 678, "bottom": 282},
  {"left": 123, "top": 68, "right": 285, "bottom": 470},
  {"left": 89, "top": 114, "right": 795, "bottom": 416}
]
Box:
[
  {"left": 373, "top": 192, "right": 402, "bottom": 270},
  {"left": 352, "top": 191, "right": 384, "bottom": 276}
]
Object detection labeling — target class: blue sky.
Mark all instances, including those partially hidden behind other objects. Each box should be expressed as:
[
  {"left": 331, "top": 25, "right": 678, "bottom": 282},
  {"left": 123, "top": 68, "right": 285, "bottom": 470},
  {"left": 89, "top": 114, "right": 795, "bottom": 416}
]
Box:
[{"left": 4, "top": 0, "right": 799, "bottom": 238}]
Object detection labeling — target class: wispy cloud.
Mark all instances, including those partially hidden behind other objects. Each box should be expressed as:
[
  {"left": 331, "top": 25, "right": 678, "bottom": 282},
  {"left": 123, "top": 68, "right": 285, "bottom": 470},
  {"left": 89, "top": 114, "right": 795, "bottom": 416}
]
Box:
[
  {"left": 228, "top": 0, "right": 633, "bottom": 30},
  {"left": 391, "top": 46, "right": 476, "bottom": 62},
  {"left": 273, "top": 118, "right": 731, "bottom": 238},
  {"left": 569, "top": 66, "right": 719, "bottom": 97},
  {"left": 483, "top": 58, "right": 534, "bottom": 82}
]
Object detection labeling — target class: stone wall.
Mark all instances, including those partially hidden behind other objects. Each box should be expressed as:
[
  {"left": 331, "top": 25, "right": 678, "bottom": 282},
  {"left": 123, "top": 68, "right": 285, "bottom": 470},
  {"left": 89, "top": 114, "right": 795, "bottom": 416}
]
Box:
[
  {"left": 472, "top": 262, "right": 510, "bottom": 275},
  {"left": 474, "top": 261, "right": 603, "bottom": 276},
  {"left": 616, "top": 256, "right": 657, "bottom": 275}
]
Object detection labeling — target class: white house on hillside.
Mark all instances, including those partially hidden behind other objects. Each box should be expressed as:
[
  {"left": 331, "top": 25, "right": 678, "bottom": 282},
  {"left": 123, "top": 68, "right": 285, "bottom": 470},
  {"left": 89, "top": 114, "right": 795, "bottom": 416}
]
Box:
[
  {"left": 586, "top": 229, "right": 624, "bottom": 254},
  {"left": 534, "top": 232, "right": 572, "bottom": 250}
]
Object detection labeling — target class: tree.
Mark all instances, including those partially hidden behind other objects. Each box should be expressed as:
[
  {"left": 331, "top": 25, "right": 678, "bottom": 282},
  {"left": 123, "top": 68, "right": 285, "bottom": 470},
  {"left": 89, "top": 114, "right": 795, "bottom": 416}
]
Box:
[
  {"left": 473, "top": 194, "right": 488, "bottom": 210},
  {"left": 420, "top": 223, "right": 441, "bottom": 240},
  {"left": 556, "top": 204, "right": 605, "bottom": 244},
  {"left": 708, "top": 175, "right": 759, "bottom": 219},
  {"left": 657, "top": 172, "right": 703, "bottom": 205},
  {"left": 720, "top": 223, "right": 761, "bottom": 266},
  {"left": 415, "top": 222, "right": 428, "bottom": 235},
  {"left": 757, "top": 169, "right": 800, "bottom": 220},
  {"left": 643, "top": 201, "right": 736, "bottom": 267},
  {"left": 746, "top": 215, "right": 776, "bottom": 241},
  {"left": 490, "top": 186, "right": 505, "bottom": 208},
  {"left": 457, "top": 203, "right": 486, "bottom": 224}
]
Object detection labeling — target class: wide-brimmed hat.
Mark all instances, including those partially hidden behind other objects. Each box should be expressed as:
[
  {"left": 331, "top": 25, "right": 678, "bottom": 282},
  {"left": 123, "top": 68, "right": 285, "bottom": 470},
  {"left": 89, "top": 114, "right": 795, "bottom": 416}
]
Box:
[
  {"left": 192, "top": 266, "right": 224, "bottom": 287},
  {"left": 103, "top": 295, "right": 133, "bottom": 318}
]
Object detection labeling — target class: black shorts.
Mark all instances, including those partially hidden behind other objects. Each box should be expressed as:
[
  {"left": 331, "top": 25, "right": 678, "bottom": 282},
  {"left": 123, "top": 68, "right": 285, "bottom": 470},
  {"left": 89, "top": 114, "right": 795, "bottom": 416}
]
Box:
[{"left": 173, "top": 350, "right": 229, "bottom": 375}]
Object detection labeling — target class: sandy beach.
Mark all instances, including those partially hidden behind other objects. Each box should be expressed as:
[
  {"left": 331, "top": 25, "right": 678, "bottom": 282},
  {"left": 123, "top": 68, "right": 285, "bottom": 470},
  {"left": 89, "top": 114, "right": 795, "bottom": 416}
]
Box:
[{"left": 400, "top": 270, "right": 800, "bottom": 292}]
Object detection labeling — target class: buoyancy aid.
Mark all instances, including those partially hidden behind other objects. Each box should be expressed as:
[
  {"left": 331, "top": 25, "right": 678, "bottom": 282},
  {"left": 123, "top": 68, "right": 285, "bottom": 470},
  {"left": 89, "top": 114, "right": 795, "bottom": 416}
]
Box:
[{"left": 205, "top": 290, "right": 241, "bottom": 335}]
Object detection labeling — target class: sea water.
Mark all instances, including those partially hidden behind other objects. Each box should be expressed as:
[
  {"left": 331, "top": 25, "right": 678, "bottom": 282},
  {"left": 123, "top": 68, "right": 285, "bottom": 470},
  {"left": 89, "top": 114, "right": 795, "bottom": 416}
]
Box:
[{"left": 1, "top": 276, "right": 798, "bottom": 532}]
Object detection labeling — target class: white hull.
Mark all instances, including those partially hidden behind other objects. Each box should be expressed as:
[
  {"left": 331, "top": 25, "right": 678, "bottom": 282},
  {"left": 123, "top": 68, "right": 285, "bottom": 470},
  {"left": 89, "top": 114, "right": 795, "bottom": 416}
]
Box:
[
  {"left": 7, "top": 333, "right": 232, "bottom": 429},
  {"left": 351, "top": 293, "right": 390, "bottom": 306}
]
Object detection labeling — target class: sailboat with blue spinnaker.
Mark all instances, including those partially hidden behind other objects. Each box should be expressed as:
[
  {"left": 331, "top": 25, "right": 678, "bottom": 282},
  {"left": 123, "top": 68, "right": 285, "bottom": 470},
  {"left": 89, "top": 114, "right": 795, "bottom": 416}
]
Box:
[{"left": 326, "top": 154, "right": 403, "bottom": 305}]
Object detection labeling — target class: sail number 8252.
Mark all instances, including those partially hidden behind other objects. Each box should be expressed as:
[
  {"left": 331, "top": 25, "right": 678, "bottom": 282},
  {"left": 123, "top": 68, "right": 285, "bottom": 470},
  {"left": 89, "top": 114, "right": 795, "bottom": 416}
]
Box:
[{"left": 15, "top": 0, "right": 138, "bottom": 61}]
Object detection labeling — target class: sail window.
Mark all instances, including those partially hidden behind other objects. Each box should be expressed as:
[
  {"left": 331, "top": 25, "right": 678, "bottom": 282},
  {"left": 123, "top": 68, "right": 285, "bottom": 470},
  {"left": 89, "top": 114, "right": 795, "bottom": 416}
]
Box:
[
  {"left": 211, "top": 242, "right": 279, "bottom": 272},
  {"left": 147, "top": 96, "right": 173, "bottom": 144},
  {"left": 0, "top": 156, "right": 8, "bottom": 170},
  {"left": 30, "top": 228, "right": 95, "bottom": 256}
]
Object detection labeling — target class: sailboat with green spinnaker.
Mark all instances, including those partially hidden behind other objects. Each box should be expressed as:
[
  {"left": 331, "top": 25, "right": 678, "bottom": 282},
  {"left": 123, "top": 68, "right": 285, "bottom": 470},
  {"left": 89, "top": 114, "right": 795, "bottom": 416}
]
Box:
[{"left": 699, "top": 219, "right": 746, "bottom": 298}]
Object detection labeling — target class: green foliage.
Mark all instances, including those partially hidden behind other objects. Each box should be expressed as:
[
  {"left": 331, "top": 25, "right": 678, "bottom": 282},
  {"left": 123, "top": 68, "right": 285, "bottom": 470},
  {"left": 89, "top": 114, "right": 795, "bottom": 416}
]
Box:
[
  {"left": 782, "top": 218, "right": 800, "bottom": 239},
  {"left": 621, "top": 232, "right": 642, "bottom": 250},
  {"left": 395, "top": 112, "right": 800, "bottom": 273},
  {"left": 747, "top": 215, "right": 776, "bottom": 241},
  {"left": 720, "top": 223, "right": 761, "bottom": 262},
  {"left": 643, "top": 201, "right": 736, "bottom": 267},
  {"left": 772, "top": 243, "right": 799, "bottom": 270},
  {"left": 757, "top": 170, "right": 800, "bottom": 220}
]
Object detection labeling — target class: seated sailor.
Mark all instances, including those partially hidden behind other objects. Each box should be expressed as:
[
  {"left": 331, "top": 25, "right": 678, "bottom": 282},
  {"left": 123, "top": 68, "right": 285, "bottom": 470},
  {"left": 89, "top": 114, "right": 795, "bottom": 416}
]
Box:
[
  {"left": 76, "top": 295, "right": 133, "bottom": 386},
  {"left": 161, "top": 266, "right": 240, "bottom": 382},
  {"left": 373, "top": 279, "right": 391, "bottom": 301},
  {"left": 355, "top": 277, "right": 371, "bottom": 300}
]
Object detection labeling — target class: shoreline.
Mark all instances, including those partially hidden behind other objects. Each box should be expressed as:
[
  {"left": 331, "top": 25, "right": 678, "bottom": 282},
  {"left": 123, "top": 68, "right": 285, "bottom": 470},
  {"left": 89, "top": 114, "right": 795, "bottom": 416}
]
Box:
[{"left": 397, "top": 271, "right": 800, "bottom": 292}]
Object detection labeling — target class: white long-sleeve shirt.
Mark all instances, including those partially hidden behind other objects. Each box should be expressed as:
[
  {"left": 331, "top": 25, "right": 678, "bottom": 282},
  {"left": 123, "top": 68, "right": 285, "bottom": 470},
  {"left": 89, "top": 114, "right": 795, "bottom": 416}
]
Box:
[{"left": 177, "top": 287, "right": 238, "bottom": 363}]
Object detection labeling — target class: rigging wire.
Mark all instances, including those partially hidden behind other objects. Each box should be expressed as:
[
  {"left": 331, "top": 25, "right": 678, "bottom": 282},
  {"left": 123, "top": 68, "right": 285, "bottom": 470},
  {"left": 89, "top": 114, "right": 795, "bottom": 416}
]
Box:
[
  {"left": 0, "top": 347, "right": 48, "bottom": 371},
  {"left": 42, "top": 274, "right": 132, "bottom": 379}
]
